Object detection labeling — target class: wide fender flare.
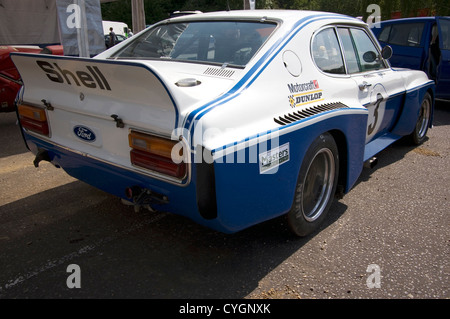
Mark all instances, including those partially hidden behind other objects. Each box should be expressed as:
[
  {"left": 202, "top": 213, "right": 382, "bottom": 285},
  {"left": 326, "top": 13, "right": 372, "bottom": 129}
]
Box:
[
  {"left": 203, "top": 110, "right": 368, "bottom": 233},
  {"left": 392, "top": 83, "right": 435, "bottom": 136}
]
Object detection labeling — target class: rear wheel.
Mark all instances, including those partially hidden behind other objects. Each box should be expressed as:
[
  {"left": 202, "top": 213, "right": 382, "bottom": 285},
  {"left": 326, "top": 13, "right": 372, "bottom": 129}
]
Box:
[
  {"left": 410, "top": 92, "right": 432, "bottom": 145},
  {"left": 287, "top": 133, "right": 339, "bottom": 237}
]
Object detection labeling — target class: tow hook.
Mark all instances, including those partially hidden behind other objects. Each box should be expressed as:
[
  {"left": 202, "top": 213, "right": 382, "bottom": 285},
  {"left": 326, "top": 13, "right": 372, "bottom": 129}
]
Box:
[
  {"left": 33, "top": 149, "right": 51, "bottom": 167},
  {"left": 124, "top": 186, "right": 169, "bottom": 212}
]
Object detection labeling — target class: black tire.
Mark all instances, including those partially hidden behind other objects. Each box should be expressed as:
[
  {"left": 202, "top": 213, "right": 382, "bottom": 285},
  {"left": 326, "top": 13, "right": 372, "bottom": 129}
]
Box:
[
  {"left": 410, "top": 92, "right": 432, "bottom": 145},
  {"left": 287, "top": 133, "right": 339, "bottom": 237}
]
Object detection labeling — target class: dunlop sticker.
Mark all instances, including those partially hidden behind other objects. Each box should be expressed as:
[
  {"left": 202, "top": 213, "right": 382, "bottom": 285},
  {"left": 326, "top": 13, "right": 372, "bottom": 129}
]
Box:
[{"left": 287, "top": 80, "right": 324, "bottom": 108}]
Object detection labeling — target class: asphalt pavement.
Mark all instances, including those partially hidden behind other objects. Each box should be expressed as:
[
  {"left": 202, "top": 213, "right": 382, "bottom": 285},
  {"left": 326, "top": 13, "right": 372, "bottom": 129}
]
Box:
[{"left": 0, "top": 102, "right": 448, "bottom": 300}]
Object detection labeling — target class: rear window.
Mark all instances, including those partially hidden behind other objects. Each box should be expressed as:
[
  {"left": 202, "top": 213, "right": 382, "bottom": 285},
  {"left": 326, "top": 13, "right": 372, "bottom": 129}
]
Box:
[
  {"left": 378, "top": 22, "right": 425, "bottom": 47},
  {"left": 111, "top": 21, "right": 277, "bottom": 67}
]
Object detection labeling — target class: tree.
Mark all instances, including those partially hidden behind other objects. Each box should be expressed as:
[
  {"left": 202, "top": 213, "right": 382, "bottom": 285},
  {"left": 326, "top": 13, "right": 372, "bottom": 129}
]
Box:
[{"left": 101, "top": 0, "right": 450, "bottom": 27}]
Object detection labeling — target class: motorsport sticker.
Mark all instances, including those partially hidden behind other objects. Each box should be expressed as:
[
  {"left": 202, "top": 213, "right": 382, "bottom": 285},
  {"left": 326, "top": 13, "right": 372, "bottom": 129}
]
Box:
[
  {"left": 287, "top": 80, "right": 324, "bottom": 108},
  {"left": 259, "top": 143, "right": 290, "bottom": 174}
]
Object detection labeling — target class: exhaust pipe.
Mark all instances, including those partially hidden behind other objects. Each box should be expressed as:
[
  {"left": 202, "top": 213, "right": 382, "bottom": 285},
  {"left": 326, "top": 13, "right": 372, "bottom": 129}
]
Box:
[
  {"left": 123, "top": 186, "right": 169, "bottom": 212},
  {"left": 33, "top": 149, "right": 51, "bottom": 167},
  {"left": 364, "top": 156, "right": 378, "bottom": 169}
]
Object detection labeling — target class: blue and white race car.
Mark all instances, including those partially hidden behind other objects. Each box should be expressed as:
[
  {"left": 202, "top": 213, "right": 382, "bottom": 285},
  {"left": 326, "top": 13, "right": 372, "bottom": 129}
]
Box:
[{"left": 12, "top": 10, "right": 434, "bottom": 236}]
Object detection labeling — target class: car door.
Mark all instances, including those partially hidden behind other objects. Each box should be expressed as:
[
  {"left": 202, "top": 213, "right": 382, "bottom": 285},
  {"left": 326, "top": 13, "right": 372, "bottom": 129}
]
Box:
[
  {"left": 376, "top": 21, "right": 427, "bottom": 71},
  {"left": 436, "top": 17, "right": 450, "bottom": 100},
  {"left": 337, "top": 26, "right": 405, "bottom": 144}
]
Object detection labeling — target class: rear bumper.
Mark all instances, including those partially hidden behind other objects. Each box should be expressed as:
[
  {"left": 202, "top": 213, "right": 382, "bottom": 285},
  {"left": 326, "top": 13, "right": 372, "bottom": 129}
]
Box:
[
  {"left": 24, "top": 134, "right": 201, "bottom": 219},
  {"left": 22, "top": 133, "right": 250, "bottom": 233}
]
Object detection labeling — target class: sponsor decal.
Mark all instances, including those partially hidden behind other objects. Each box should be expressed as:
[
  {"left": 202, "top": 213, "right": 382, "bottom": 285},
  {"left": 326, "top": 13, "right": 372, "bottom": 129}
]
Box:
[
  {"left": 287, "top": 80, "right": 319, "bottom": 93},
  {"left": 73, "top": 125, "right": 96, "bottom": 142},
  {"left": 259, "top": 143, "right": 289, "bottom": 174},
  {"left": 36, "top": 60, "right": 111, "bottom": 90},
  {"left": 287, "top": 80, "right": 324, "bottom": 108}
]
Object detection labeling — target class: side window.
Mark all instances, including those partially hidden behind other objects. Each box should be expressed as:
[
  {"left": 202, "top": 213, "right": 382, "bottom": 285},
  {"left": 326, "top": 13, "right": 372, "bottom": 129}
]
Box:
[
  {"left": 385, "top": 23, "right": 425, "bottom": 47},
  {"left": 378, "top": 25, "right": 391, "bottom": 43},
  {"left": 346, "top": 28, "right": 386, "bottom": 72},
  {"left": 438, "top": 19, "right": 450, "bottom": 50},
  {"left": 337, "top": 28, "right": 360, "bottom": 74},
  {"left": 312, "top": 28, "right": 345, "bottom": 74}
]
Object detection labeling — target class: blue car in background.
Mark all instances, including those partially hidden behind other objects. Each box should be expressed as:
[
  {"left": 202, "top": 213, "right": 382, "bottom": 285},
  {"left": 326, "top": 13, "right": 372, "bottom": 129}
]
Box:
[{"left": 372, "top": 17, "right": 450, "bottom": 100}]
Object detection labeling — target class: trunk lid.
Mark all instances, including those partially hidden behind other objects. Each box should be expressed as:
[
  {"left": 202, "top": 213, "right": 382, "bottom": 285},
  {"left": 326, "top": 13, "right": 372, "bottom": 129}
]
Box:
[
  {"left": 11, "top": 53, "right": 238, "bottom": 180},
  {"left": 12, "top": 53, "right": 178, "bottom": 135}
]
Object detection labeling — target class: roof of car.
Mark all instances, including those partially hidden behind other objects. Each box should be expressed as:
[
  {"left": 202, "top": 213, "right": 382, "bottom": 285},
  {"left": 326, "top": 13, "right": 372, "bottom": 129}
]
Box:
[
  {"left": 165, "top": 9, "right": 359, "bottom": 24},
  {"left": 379, "top": 16, "right": 438, "bottom": 24}
]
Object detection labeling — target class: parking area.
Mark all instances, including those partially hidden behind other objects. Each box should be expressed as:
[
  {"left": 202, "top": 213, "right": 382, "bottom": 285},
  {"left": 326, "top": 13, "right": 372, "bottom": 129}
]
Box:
[{"left": 0, "top": 102, "right": 449, "bottom": 299}]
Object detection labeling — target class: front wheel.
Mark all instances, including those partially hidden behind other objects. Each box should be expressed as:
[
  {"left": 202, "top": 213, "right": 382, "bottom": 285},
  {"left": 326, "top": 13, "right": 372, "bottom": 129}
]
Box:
[
  {"left": 410, "top": 92, "right": 432, "bottom": 145},
  {"left": 287, "top": 133, "right": 339, "bottom": 237}
]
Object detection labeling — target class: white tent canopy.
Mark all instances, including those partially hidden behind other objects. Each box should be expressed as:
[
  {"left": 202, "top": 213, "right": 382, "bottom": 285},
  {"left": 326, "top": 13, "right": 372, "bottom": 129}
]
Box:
[
  {"left": 0, "top": 0, "right": 117, "bottom": 46},
  {"left": 0, "top": 0, "right": 61, "bottom": 45}
]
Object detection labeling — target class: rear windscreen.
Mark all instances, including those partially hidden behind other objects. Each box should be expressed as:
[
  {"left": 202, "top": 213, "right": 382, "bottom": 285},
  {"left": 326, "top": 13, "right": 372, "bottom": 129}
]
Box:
[{"left": 111, "top": 21, "right": 277, "bottom": 67}]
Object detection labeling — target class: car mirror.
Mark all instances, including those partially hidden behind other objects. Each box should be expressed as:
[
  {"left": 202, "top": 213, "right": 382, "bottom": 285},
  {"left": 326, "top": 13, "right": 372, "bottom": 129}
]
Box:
[
  {"left": 381, "top": 45, "right": 393, "bottom": 60},
  {"left": 363, "top": 51, "right": 377, "bottom": 63}
]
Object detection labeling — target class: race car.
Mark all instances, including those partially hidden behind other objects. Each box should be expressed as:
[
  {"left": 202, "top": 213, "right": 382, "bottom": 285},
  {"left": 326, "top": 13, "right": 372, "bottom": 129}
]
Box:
[
  {"left": 1, "top": 45, "right": 63, "bottom": 112},
  {"left": 11, "top": 10, "right": 434, "bottom": 236}
]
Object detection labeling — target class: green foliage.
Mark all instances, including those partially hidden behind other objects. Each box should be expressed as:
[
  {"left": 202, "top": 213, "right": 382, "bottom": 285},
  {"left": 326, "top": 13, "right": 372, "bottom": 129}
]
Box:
[{"left": 101, "top": 0, "right": 450, "bottom": 27}]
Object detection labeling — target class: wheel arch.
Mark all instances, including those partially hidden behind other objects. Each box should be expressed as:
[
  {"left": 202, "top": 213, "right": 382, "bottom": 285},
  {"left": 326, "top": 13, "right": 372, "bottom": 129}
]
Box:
[
  {"left": 328, "top": 129, "right": 348, "bottom": 198},
  {"left": 426, "top": 87, "right": 435, "bottom": 129}
]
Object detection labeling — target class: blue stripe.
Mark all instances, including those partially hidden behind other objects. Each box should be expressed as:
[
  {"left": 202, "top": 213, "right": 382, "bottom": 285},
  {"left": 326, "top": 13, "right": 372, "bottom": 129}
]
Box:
[
  {"left": 405, "top": 80, "right": 435, "bottom": 93},
  {"left": 212, "top": 107, "right": 366, "bottom": 155},
  {"left": 362, "top": 80, "right": 435, "bottom": 107},
  {"left": 183, "top": 13, "right": 357, "bottom": 140}
]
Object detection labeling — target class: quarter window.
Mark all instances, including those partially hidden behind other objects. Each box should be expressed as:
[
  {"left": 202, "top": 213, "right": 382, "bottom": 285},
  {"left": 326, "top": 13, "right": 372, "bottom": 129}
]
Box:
[
  {"left": 312, "top": 28, "right": 345, "bottom": 74},
  {"left": 378, "top": 25, "right": 391, "bottom": 43}
]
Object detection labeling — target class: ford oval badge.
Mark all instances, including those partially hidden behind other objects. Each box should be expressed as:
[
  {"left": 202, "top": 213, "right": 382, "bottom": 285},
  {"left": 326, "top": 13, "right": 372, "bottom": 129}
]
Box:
[{"left": 73, "top": 125, "right": 96, "bottom": 142}]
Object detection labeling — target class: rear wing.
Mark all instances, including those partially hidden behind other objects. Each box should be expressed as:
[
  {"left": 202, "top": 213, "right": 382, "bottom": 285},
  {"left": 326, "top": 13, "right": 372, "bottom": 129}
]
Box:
[{"left": 11, "top": 53, "right": 179, "bottom": 135}]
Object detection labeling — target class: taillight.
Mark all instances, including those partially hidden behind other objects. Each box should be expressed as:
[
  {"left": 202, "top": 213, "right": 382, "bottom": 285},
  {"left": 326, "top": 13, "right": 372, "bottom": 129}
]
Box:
[
  {"left": 128, "top": 131, "right": 186, "bottom": 179},
  {"left": 17, "top": 104, "right": 50, "bottom": 136}
]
